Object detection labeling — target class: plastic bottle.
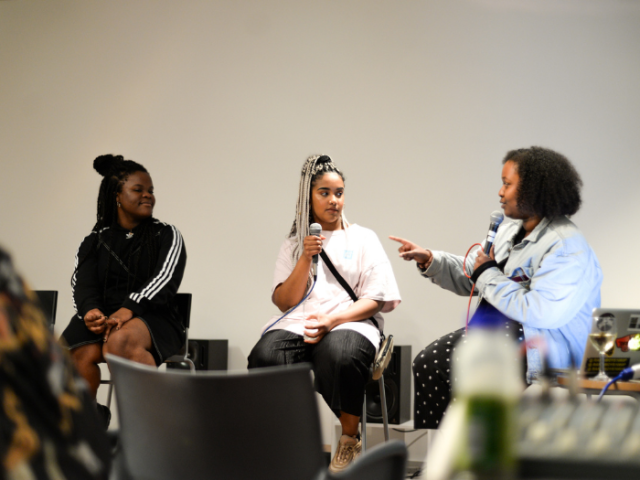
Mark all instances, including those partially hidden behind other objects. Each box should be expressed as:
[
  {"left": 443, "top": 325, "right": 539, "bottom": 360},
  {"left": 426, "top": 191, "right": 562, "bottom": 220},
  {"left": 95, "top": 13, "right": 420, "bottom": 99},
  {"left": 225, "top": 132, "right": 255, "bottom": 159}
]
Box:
[{"left": 450, "top": 311, "right": 524, "bottom": 480}]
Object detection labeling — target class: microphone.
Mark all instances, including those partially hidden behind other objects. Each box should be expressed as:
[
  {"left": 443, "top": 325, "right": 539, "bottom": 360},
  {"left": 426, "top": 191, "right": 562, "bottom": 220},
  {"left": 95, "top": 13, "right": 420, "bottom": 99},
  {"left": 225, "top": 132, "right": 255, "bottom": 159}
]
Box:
[
  {"left": 309, "top": 223, "right": 322, "bottom": 278},
  {"left": 484, "top": 211, "right": 504, "bottom": 255}
]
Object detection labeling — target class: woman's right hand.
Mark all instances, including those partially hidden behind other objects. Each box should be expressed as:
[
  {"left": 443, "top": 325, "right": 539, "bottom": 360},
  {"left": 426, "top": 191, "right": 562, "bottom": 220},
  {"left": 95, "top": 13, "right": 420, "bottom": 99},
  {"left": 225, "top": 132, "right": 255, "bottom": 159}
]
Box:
[
  {"left": 83, "top": 308, "right": 107, "bottom": 334},
  {"left": 302, "top": 234, "right": 326, "bottom": 261},
  {"left": 389, "top": 236, "right": 433, "bottom": 269},
  {"left": 272, "top": 233, "right": 327, "bottom": 312}
]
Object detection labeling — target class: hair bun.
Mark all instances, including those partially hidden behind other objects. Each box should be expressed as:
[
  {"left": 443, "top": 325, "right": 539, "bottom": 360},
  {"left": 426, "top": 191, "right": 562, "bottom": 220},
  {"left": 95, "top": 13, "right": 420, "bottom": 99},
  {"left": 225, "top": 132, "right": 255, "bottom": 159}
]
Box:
[
  {"left": 316, "top": 155, "right": 331, "bottom": 164},
  {"left": 93, "top": 154, "right": 124, "bottom": 176}
]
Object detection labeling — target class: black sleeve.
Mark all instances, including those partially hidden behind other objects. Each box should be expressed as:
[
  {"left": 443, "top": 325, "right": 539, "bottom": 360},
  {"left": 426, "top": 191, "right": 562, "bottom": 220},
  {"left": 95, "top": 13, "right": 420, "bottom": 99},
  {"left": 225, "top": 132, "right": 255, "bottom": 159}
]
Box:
[
  {"left": 122, "top": 224, "right": 186, "bottom": 316},
  {"left": 470, "top": 260, "right": 498, "bottom": 283},
  {"left": 72, "top": 232, "right": 104, "bottom": 318}
]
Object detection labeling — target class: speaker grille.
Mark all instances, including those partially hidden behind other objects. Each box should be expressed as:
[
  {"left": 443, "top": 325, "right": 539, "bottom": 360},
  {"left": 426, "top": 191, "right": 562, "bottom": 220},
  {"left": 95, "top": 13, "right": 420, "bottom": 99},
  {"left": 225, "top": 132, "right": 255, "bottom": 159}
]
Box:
[
  {"left": 365, "top": 380, "right": 398, "bottom": 421},
  {"left": 365, "top": 345, "right": 411, "bottom": 424}
]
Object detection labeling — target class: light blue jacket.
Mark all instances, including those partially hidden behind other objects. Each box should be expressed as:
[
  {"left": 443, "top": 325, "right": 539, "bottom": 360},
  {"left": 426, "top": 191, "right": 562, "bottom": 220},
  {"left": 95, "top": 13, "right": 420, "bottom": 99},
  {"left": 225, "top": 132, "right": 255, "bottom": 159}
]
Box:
[{"left": 422, "top": 216, "right": 603, "bottom": 382}]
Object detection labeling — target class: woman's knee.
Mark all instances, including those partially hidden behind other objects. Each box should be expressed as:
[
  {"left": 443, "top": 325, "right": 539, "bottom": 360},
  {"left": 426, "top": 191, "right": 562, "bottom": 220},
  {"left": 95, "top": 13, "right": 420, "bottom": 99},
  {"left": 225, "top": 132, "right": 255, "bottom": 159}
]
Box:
[
  {"left": 247, "top": 341, "right": 287, "bottom": 368},
  {"left": 413, "top": 347, "right": 432, "bottom": 374},
  {"left": 316, "top": 333, "right": 374, "bottom": 375},
  {"left": 414, "top": 331, "right": 461, "bottom": 375},
  {"left": 70, "top": 342, "right": 103, "bottom": 366},
  {"left": 104, "top": 328, "right": 147, "bottom": 359},
  {"left": 326, "top": 347, "right": 358, "bottom": 372},
  {"left": 247, "top": 343, "right": 272, "bottom": 368},
  {"left": 247, "top": 331, "right": 305, "bottom": 368}
]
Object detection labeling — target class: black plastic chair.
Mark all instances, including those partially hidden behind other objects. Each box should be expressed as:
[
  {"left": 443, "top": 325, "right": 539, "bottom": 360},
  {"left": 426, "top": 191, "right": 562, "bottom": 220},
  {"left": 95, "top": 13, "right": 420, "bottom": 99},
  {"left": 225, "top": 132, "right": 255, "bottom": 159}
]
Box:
[
  {"left": 325, "top": 441, "right": 408, "bottom": 480},
  {"left": 34, "top": 290, "right": 58, "bottom": 330},
  {"left": 107, "top": 355, "right": 326, "bottom": 480},
  {"left": 102, "top": 292, "right": 194, "bottom": 408},
  {"left": 162, "top": 293, "right": 195, "bottom": 371}
]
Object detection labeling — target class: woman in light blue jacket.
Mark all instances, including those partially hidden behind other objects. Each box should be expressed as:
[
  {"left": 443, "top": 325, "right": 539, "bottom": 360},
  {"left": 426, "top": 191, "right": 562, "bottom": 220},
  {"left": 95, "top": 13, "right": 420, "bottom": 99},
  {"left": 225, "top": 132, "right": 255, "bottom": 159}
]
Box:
[{"left": 391, "top": 146, "right": 602, "bottom": 429}]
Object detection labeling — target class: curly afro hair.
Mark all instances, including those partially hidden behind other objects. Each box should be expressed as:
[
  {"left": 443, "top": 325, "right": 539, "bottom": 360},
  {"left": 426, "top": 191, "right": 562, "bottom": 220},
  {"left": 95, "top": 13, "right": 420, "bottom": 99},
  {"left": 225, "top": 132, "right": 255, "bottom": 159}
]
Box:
[{"left": 503, "top": 147, "right": 582, "bottom": 219}]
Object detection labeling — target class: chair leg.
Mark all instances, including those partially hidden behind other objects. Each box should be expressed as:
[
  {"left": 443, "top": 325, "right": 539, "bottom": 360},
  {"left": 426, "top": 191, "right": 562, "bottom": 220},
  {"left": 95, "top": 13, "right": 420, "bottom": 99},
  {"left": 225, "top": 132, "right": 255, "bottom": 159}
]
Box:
[
  {"left": 106, "top": 382, "right": 114, "bottom": 410},
  {"left": 378, "top": 375, "right": 390, "bottom": 442},
  {"left": 186, "top": 357, "right": 196, "bottom": 373},
  {"left": 361, "top": 392, "right": 367, "bottom": 452}
]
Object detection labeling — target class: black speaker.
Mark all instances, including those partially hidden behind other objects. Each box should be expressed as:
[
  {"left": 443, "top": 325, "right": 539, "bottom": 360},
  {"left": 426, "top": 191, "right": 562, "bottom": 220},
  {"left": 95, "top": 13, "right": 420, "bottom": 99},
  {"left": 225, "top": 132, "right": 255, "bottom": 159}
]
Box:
[
  {"left": 189, "top": 339, "right": 228, "bottom": 370},
  {"left": 365, "top": 344, "right": 411, "bottom": 425},
  {"left": 167, "top": 339, "right": 228, "bottom": 371}
]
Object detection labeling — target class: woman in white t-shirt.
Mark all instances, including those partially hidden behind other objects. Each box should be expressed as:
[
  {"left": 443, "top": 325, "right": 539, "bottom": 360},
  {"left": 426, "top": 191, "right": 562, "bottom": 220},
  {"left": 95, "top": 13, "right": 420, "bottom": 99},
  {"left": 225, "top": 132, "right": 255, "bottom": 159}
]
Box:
[{"left": 248, "top": 155, "right": 401, "bottom": 473}]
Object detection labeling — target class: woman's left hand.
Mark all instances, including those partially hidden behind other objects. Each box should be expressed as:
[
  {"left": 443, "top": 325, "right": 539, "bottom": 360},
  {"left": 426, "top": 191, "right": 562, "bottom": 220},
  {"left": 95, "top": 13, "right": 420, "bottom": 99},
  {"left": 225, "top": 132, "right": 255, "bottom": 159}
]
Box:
[
  {"left": 473, "top": 246, "right": 495, "bottom": 271},
  {"left": 104, "top": 308, "right": 135, "bottom": 341},
  {"left": 303, "top": 313, "right": 335, "bottom": 344}
]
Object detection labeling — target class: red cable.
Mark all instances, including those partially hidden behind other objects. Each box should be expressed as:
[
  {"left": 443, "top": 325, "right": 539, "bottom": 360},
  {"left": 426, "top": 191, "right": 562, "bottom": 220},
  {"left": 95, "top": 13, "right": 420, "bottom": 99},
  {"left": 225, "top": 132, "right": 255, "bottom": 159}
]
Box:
[{"left": 463, "top": 243, "right": 483, "bottom": 333}]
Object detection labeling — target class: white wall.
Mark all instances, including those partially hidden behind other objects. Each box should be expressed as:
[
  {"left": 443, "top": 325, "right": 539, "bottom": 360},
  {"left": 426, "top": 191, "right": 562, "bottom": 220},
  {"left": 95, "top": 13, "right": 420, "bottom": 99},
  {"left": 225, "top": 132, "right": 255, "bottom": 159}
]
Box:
[{"left": 1, "top": 0, "right": 639, "bottom": 446}]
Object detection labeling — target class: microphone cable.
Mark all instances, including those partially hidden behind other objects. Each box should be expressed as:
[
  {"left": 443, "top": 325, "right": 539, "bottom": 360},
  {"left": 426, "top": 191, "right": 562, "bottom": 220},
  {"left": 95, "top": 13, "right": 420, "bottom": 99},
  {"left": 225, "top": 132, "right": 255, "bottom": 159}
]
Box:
[
  {"left": 264, "top": 225, "right": 323, "bottom": 336},
  {"left": 597, "top": 364, "right": 640, "bottom": 402},
  {"left": 262, "top": 277, "right": 317, "bottom": 335},
  {"left": 463, "top": 243, "right": 483, "bottom": 332}
]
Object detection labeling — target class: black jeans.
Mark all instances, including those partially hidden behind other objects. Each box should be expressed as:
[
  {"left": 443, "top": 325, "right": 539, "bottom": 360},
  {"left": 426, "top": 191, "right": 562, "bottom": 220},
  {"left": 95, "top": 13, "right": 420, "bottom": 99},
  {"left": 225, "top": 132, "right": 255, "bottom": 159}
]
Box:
[{"left": 248, "top": 329, "right": 376, "bottom": 418}]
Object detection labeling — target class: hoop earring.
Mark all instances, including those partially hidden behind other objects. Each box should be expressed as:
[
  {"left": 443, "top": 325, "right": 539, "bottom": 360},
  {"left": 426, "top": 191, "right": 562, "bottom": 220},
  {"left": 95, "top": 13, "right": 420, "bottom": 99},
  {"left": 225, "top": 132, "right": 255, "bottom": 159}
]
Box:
[{"left": 117, "top": 202, "right": 121, "bottom": 208}]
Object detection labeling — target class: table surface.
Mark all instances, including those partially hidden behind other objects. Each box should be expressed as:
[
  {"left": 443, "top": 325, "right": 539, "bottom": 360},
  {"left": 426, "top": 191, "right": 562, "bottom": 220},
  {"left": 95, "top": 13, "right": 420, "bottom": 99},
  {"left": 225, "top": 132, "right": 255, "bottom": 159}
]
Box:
[{"left": 556, "top": 376, "right": 640, "bottom": 396}]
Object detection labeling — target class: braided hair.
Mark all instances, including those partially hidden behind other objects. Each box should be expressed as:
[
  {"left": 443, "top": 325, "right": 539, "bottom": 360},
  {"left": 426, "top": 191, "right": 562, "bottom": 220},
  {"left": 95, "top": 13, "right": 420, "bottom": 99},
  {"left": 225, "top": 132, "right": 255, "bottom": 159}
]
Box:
[
  {"left": 503, "top": 147, "right": 583, "bottom": 219},
  {"left": 73, "top": 154, "right": 160, "bottom": 298},
  {"left": 288, "top": 155, "right": 348, "bottom": 289}
]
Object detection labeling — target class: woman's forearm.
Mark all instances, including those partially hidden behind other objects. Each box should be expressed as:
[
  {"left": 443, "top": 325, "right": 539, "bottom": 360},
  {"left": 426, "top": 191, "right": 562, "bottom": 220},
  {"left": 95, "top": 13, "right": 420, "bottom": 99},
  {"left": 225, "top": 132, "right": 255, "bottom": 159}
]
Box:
[
  {"left": 328, "top": 298, "right": 384, "bottom": 328},
  {"left": 272, "top": 255, "right": 313, "bottom": 312},
  {"left": 303, "top": 298, "right": 385, "bottom": 344}
]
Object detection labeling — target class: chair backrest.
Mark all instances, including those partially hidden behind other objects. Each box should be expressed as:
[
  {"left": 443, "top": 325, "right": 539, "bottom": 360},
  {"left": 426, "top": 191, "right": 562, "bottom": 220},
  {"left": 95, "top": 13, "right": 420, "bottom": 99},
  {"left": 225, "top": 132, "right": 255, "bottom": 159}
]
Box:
[
  {"left": 107, "top": 354, "right": 325, "bottom": 480},
  {"left": 34, "top": 290, "right": 58, "bottom": 328},
  {"left": 330, "top": 441, "right": 407, "bottom": 480},
  {"left": 175, "top": 292, "right": 192, "bottom": 329}
]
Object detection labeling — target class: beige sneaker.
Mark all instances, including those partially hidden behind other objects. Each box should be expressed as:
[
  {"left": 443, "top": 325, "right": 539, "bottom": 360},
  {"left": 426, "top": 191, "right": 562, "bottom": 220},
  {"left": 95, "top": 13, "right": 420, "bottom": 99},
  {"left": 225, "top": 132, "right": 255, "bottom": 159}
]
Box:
[{"left": 329, "top": 434, "right": 361, "bottom": 474}]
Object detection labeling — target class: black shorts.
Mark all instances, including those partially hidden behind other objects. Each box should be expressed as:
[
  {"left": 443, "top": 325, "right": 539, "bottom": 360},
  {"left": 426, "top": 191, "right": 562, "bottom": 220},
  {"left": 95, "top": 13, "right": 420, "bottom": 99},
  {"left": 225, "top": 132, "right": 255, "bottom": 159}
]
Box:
[{"left": 60, "top": 309, "right": 185, "bottom": 366}]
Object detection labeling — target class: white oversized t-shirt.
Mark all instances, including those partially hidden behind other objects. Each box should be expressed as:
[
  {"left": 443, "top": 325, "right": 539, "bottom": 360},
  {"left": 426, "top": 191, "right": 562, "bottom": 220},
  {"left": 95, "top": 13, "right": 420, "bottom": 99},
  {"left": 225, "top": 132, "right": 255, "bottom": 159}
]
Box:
[{"left": 261, "top": 224, "right": 401, "bottom": 349}]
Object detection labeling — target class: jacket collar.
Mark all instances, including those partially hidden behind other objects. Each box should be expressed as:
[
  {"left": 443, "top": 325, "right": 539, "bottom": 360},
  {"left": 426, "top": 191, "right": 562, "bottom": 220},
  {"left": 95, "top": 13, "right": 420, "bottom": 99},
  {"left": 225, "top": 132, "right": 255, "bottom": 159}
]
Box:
[
  {"left": 524, "top": 217, "right": 552, "bottom": 244},
  {"left": 509, "top": 217, "right": 552, "bottom": 247}
]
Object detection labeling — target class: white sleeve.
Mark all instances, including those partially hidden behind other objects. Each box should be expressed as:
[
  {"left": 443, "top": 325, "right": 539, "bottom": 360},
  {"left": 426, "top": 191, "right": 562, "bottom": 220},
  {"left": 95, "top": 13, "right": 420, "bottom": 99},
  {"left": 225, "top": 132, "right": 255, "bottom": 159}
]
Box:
[
  {"left": 271, "top": 239, "right": 296, "bottom": 293},
  {"left": 356, "top": 230, "right": 401, "bottom": 313}
]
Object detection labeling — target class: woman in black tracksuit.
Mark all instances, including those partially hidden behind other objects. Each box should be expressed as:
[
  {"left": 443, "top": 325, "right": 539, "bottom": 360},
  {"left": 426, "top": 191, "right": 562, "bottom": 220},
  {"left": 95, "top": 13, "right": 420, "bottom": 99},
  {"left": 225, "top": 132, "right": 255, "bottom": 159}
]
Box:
[{"left": 61, "top": 154, "right": 186, "bottom": 422}]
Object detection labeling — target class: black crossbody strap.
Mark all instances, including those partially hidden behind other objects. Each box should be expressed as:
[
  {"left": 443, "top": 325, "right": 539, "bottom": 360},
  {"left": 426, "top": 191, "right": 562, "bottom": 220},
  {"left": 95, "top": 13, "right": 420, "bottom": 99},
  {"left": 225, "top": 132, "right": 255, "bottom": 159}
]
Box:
[
  {"left": 320, "top": 251, "right": 357, "bottom": 302},
  {"left": 98, "top": 235, "right": 133, "bottom": 276},
  {"left": 319, "top": 250, "right": 381, "bottom": 333},
  {"left": 98, "top": 233, "right": 147, "bottom": 284}
]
